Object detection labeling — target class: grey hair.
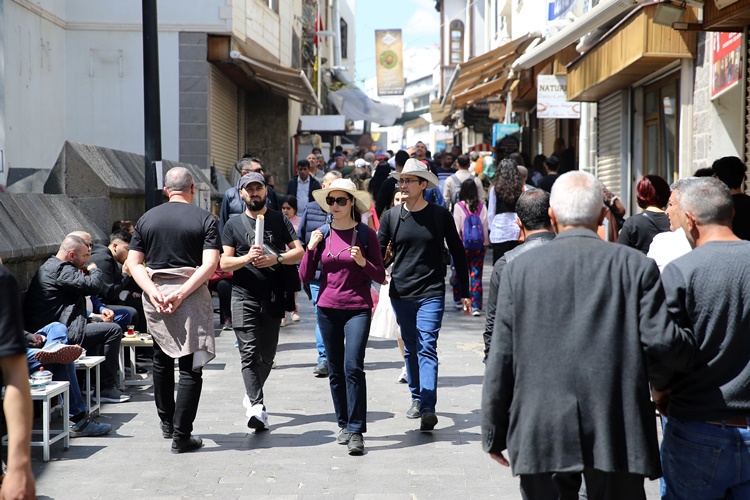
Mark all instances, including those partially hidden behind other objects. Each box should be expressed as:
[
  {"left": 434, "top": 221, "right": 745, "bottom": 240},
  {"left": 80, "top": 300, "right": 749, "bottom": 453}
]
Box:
[
  {"left": 164, "top": 167, "right": 194, "bottom": 193},
  {"left": 67, "top": 231, "right": 92, "bottom": 245},
  {"left": 549, "top": 171, "right": 604, "bottom": 227},
  {"left": 670, "top": 177, "right": 691, "bottom": 202},
  {"left": 324, "top": 170, "right": 342, "bottom": 182},
  {"left": 236, "top": 158, "right": 257, "bottom": 173},
  {"left": 678, "top": 177, "right": 733, "bottom": 225},
  {"left": 59, "top": 235, "right": 87, "bottom": 254},
  {"left": 517, "top": 165, "right": 528, "bottom": 183}
]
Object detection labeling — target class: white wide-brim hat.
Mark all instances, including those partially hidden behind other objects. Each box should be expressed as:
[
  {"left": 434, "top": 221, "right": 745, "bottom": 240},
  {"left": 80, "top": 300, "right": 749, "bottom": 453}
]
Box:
[
  {"left": 389, "top": 158, "right": 439, "bottom": 189},
  {"left": 312, "top": 178, "right": 372, "bottom": 214}
]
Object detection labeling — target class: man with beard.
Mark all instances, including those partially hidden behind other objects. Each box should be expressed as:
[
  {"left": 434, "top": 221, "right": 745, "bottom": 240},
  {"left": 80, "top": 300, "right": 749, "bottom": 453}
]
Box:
[{"left": 221, "top": 172, "right": 304, "bottom": 431}]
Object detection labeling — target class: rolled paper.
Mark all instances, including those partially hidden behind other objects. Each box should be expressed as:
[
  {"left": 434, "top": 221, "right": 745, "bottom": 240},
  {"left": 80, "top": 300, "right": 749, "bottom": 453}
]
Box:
[{"left": 255, "top": 215, "right": 264, "bottom": 247}]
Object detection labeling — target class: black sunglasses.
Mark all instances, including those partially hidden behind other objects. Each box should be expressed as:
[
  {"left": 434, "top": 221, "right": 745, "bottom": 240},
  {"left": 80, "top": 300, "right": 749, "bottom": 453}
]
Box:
[{"left": 325, "top": 196, "right": 351, "bottom": 207}]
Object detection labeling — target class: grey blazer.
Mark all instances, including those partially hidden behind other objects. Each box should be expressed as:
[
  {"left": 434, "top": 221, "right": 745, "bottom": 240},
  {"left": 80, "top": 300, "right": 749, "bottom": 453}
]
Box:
[{"left": 481, "top": 228, "right": 695, "bottom": 478}]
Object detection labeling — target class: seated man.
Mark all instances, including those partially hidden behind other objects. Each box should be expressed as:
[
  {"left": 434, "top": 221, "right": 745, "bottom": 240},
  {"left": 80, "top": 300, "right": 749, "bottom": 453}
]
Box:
[
  {"left": 23, "top": 234, "right": 130, "bottom": 404},
  {"left": 25, "top": 322, "right": 111, "bottom": 437},
  {"left": 89, "top": 230, "right": 146, "bottom": 333}
]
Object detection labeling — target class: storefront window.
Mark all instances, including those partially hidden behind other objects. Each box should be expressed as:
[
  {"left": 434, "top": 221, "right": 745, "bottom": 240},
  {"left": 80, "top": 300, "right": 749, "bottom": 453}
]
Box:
[{"left": 643, "top": 75, "right": 679, "bottom": 184}]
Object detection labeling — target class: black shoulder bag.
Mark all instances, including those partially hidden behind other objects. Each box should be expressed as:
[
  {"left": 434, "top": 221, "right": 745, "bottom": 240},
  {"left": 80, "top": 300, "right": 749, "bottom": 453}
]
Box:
[{"left": 383, "top": 204, "right": 403, "bottom": 268}]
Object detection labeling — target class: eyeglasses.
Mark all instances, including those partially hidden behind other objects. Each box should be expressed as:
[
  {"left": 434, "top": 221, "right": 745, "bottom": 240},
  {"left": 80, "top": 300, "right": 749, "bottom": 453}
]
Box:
[
  {"left": 325, "top": 196, "right": 351, "bottom": 207},
  {"left": 399, "top": 178, "right": 421, "bottom": 185}
]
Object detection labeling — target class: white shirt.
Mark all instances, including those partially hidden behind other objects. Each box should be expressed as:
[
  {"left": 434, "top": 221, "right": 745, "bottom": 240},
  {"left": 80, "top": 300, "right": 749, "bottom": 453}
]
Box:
[
  {"left": 297, "top": 176, "right": 311, "bottom": 203},
  {"left": 647, "top": 227, "right": 692, "bottom": 272}
]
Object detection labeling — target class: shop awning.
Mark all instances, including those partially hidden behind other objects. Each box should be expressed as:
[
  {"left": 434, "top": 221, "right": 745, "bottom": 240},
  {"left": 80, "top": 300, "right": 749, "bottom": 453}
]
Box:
[
  {"left": 566, "top": 3, "right": 697, "bottom": 101},
  {"left": 441, "top": 34, "right": 539, "bottom": 111},
  {"left": 513, "top": 0, "right": 646, "bottom": 70},
  {"left": 207, "top": 36, "right": 321, "bottom": 108}
]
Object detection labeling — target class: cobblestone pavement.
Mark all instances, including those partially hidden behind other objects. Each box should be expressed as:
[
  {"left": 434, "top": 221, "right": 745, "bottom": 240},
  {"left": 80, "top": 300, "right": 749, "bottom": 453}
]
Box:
[{"left": 31, "top": 269, "right": 661, "bottom": 499}]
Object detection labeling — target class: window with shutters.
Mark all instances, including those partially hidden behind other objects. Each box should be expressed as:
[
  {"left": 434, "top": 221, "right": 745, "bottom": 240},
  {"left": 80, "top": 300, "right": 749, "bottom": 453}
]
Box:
[{"left": 450, "top": 21, "right": 464, "bottom": 65}]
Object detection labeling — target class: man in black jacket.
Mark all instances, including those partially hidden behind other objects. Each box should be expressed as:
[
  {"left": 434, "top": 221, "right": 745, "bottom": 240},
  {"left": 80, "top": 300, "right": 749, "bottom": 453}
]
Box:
[
  {"left": 23, "top": 235, "right": 129, "bottom": 403},
  {"left": 483, "top": 189, "right": 555, "bottom": 361},
  {"left": 88, "top": 230, "right": 145, "bottom": 333},
  {"left": 286, "top": 159, "right": 321, "bottom": 204}
]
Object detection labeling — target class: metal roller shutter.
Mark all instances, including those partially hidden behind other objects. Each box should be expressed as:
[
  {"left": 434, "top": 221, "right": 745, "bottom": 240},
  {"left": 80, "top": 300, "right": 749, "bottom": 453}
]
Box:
[
  {"left": 596, "top": 92, "right": 623, "bottom": 199},
  {"left": 210, "top": 66, "right": 239, "bottom": 179},
  {"left": 541, "top": 118, "right": 557, "bottom": 157}
]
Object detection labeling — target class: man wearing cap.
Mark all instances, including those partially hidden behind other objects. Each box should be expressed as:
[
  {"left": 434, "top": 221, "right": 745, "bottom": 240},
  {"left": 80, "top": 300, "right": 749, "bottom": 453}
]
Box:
[
  {"left": 286, "top": 159, "right": 321, "bottom": 205},
  {"left": 221, "top": 157, "right": 278, "bottom": 234},
  {"left": 221, "top": 172, "right": 304, "bottom": 432},
  {"left": 378, "top": 159, "right": 471, "bottom": 432}
]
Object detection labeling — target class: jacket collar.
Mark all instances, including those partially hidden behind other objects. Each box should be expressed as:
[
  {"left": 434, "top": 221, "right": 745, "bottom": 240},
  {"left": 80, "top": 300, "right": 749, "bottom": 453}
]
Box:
[
  {"left": 554, "top": 227, "right": 601, "bottom": 240},
  {"left": 525, "top": 231, "right": 555, "bottom": 242}
]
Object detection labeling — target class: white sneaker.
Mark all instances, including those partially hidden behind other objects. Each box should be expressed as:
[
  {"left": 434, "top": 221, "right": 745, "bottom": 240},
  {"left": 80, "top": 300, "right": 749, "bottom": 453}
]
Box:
[
  {"left": 247, "top": 403, "right": 269, "bottom": 432},
  {"left": 397, "top": 366, "right": 408, "bottom": 384},
  {"left": 280, "top": 317, "right": 288, "bottom": 327},
  {"left": 471, "top": 308, "right": 481, "bottom": 317}
]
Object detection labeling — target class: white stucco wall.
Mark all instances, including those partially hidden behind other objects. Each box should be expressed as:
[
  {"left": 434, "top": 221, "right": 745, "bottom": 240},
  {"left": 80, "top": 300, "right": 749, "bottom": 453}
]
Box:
[
  {"left": 65, "top": 30, "right": 180, "bottom": 161},
  {"left": 4, "top": 0, "right": 67, "bottom": 172}
]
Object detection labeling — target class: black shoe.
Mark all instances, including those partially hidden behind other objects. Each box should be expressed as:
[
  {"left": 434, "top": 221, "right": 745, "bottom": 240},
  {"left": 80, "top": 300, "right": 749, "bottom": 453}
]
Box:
[
  {"left": 171, "top": 436, "right": 203, "bottom": 454},
  {"left": 160, "top": 421, "right": 174, "bottom": 439},
  {"left": 337, "top": 428, "right": 351, "bottom": 445},
  {"left": 420, "top": 411, "right": 438, "bottom": 431},
  {"left": 406, "top": 400, "right": 421, "bottom": 419},
  {"left": 347, "top": 433, "right": 364, "bottom": 455}
]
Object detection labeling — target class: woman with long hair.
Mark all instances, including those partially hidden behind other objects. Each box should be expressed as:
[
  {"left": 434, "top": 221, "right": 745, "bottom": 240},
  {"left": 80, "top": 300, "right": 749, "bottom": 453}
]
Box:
[
  {"left": 299, "top": 178, "right": 385, "bottom": 455},
  {"left": 487, "top": 159, "right": 524, "bottom": 264},
  {"left": 618, "top": 175, "right": 671, "bottom": 253},
  {"left": 452, "top": 179, "right": 489, "bottom": 315}
]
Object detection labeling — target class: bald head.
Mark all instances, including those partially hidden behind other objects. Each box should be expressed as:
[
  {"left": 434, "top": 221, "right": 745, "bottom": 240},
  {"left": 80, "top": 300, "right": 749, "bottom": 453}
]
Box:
[
  {"left": 165, "top": 167, "right": 194, "bottom": 193},
  {"left": 60, "top": 235, "right": 87, "bottom": 254},
  {"left": 68, "top": 231, "right": 92, "bottom": 246}
]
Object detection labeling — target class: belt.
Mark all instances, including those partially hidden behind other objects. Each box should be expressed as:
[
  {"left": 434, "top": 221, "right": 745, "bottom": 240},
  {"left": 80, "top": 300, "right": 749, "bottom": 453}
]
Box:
[{"left": 705, "top": 417, "right": 750, "bottom": 428}]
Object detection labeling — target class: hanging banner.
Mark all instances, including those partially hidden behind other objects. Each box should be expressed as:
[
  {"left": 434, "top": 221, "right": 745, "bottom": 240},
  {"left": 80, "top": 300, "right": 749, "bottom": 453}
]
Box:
[
  {"left": 711, "top": 32, "right": 742, "bottom": 99},
  {"left": 537, "top": 75, "right": 580, "bottom": 119},
  {"left": 375, "top": 29, "right": 405, "bottom": 96}
]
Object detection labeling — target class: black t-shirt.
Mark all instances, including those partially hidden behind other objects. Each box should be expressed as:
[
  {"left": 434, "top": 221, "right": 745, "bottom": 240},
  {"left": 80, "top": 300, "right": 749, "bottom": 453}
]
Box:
[
  {"left": 222, "top": 209, "right": 298, "bottom": 299},
  {"left": 732, "top": 193, "right": 750, "bottom": 240},
  {"left": 130, "top": 202, "right": 221, "bottom": 268},
  {"left": 618, "top": 210, "right": 671, "bottom": 254},
  {"left": 0, "top": 267, "right": 31, "bottom": 387},
  {"left": 378, "top": 203, "right": 469, "bottom": 300},
  {"left": 538, "top": 174, "right": 559, "bottom": 193}
]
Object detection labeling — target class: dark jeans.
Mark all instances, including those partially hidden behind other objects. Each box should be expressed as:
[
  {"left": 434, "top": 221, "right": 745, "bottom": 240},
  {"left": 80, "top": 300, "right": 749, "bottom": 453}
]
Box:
[
  {"left": 492, "top": 241, "right": 518, "bottom": 265},
  {"left": 232, "top": 295, "right": 281, "bottom": 408},
  {"left": 209, "top": 279, "right": 232, "bottom": 323},
  {"left": 519, "top": 468, "right": 646, "bottom": 500},
  {"left": 152, "top": 339, "right": 203, "bottom": 441},
  {"left": 317, "top": 307, "right": 370, "bottom": 434},
  {"left": 80, "top": 321, "right": 122, "bottom": 390}
]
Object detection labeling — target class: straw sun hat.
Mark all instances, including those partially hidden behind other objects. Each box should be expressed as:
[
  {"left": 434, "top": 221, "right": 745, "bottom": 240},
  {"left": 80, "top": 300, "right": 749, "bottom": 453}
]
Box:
[
  {"left": 312, "top": 178, "right": 372, "bottom": 214},
  {"left": 389, "top": 158, "right": 439, "bottom": 189}
]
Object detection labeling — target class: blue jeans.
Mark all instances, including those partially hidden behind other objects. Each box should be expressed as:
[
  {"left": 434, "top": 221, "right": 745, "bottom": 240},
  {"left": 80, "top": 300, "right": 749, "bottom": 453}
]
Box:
[
  {"left": 309, "top": 281, "right": 327, "bottom": 362},
  {"left": 317, "top": 307, "right": 370, "bottom": 433},
  {"left": 390, "top": 296, "right": 444, "bottom": 413},
  {"left": 661, "top": 416, "right": 750, "bottom": 499},
  {"left": 27, "top": 322, "right": 86, "bottom": 417}
]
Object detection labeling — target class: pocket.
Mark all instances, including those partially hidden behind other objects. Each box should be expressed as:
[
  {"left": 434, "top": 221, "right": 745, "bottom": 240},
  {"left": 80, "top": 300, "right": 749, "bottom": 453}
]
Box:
[{"left": 665, "top": 427, "right": 722, "bottom": 489}]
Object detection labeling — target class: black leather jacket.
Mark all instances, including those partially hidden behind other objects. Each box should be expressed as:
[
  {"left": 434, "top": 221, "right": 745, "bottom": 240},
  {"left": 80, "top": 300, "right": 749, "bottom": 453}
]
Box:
[{"left": 23, "top": 257, "right": 103, "bottom": 344}]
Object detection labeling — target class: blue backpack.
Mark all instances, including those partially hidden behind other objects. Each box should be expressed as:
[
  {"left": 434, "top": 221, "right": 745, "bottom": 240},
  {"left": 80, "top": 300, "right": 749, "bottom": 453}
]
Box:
[{"left": 459, "top": 202, "right": 484, "bottom": 250}]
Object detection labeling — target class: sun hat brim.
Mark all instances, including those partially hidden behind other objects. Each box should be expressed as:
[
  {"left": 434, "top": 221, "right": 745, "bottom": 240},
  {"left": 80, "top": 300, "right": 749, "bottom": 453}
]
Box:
[
  {"left": 312, "top": 180, "right": 371, "bottom": 214},
  {"left": 389, "top": 162, "right": 439, "bottom": 190}
]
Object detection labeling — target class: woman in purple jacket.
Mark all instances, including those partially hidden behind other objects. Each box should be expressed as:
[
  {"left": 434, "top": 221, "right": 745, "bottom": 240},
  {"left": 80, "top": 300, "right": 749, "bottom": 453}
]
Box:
[{"left": 299, "top": 178, "right": 385, "bottom": 455}]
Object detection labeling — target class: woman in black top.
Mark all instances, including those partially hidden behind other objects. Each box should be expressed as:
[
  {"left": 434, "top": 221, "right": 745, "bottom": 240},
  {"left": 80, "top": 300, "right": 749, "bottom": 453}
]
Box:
[{"left": 618, "top": 175, "right": 671, "bottom": 253}]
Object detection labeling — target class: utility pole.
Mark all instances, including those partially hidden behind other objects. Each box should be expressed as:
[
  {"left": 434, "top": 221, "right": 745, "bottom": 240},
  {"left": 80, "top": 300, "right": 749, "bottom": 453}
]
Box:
[{"left": 142, "top": 0, "right": 162, "bottom": 210}]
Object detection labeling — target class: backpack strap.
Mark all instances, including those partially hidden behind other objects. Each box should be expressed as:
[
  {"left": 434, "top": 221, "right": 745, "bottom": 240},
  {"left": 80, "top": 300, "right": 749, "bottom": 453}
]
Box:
[
  {"left": 319, "top": 222, "right": 369, "bottom": 252},
  {"left": 458, "top": 201, "right": 471, "bottom": 217}
]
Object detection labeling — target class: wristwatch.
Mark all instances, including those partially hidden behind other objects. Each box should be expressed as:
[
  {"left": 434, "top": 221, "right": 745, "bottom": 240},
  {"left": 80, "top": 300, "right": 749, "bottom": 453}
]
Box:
[{"left": 277, "top": 255, "right": 284, "bottom": 265}]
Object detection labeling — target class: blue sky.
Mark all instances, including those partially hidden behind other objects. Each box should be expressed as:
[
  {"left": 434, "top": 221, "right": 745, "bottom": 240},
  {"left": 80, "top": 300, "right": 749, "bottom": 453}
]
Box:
[{"left": 353, "top": 0, "right": 440, "bottom": 84}]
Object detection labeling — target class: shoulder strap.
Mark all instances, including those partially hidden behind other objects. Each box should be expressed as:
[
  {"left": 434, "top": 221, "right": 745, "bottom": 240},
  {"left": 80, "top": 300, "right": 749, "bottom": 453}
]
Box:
[
  {"left": 458, "top": 201, "right": 471, "bottom": 216},
  {"left": 392, "top": 204, "right": 403, "bottom": 243},
  {"left": 356, "top": 222, "right": 369, "bottom": 251}
]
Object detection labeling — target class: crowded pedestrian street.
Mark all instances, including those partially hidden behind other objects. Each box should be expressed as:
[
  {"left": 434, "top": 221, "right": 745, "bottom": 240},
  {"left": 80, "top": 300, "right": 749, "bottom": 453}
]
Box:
[{"left": 27, "top": 269, "right": 660, "bottom": 499}]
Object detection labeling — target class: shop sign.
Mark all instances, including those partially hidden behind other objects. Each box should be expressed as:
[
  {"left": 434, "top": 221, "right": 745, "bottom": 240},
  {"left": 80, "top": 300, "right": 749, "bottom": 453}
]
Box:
[
  {"left": 375, "top": 30, "right": 405, "bottom": 96},
  {"left": 537, "top": 75, "right": 580, "bottom": 119},
  {"left": 711, "top": 32, "right": 742, "bottom": 99},
  {"left": 492, "top": 123, "right": 521, "bottom": 154}
]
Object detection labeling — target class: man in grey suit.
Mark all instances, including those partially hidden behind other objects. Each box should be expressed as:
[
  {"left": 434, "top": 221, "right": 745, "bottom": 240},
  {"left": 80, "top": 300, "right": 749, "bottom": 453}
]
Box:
[
  {"left": 482, "top": 171, "right": 695, "bottom": 499},
  {"left": 483, "top": 189, "right": 555, "bottom": 361}
]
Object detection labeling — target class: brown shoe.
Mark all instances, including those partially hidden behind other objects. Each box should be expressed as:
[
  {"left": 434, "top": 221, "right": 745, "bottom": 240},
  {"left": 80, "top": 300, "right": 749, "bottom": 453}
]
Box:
[{"left": 34, "top": 344, "right": 83, "bottom": 365}]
